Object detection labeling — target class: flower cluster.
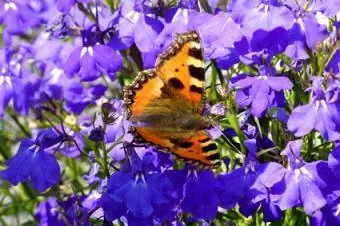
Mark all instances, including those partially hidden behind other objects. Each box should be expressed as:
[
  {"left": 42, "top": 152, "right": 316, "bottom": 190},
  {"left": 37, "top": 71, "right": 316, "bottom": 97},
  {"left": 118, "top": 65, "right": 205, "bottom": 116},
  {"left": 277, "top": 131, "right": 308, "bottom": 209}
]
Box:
[{"left": 0, "top": 0, "right": 339, "bottom": 225}]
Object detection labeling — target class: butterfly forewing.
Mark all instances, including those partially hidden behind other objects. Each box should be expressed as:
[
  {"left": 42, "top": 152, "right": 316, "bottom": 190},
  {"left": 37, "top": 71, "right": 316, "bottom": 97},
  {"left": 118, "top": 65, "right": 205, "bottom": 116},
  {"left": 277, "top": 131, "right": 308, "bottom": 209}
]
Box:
[
  {"left": 156, "top": 31, "right": 205, "bottom": 113},
  {"left": 123, "top": 69, "right": 164, "bottom": 118}
]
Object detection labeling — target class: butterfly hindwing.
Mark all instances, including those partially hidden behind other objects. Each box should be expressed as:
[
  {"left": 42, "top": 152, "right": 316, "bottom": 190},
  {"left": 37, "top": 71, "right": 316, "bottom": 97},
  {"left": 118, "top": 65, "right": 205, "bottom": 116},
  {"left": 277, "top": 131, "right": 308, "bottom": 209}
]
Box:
[
  {"left": 171, "top": 131, "right": 220, "bottom": 168},
  {"left": 156, "top": 31, "right": 205, "bottom": 113}
]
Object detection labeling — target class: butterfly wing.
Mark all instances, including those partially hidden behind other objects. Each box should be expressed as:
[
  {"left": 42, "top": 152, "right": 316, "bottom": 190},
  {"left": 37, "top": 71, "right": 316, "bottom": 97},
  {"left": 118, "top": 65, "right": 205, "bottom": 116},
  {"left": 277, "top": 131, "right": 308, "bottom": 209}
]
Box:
[
  {"left": 171, "top": 130, "right": 221, "bottom": 168},
  {"left": 124, "top": 70, "right": 176, "bottom": 149},
  {"left": 156, "top": 31, "right": 206, "bottom": 113},
  {"left": 123, "top": 32, "right": 220, "bottom": 168},
  {"left": 131, "top": 127, "right": 220, "bottom": 168},
  {"left": 123, "top": 69, "right": 163, "bottom": 118}
]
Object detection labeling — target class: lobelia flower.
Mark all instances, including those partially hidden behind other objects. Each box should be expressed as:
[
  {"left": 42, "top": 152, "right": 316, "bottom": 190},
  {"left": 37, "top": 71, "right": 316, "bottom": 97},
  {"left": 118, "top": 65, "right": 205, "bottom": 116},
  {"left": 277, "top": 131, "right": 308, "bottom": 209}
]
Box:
[
  {"left": 328, "top": 143, "right": 340, "bottom": 178},
  {"left": 217, "top": 139, "right": 285, "bottom": 221},
  {"left": 310, "top": 197, "right": 340, "bottom": 226},
  {"left": 312, "top": 0, "right": 340, "bottom": 17},
  {"left": 58, "top": 127, "right": 83, "bottom": 158},
  {"left": 12, "top": 69, "right": 42, "bottom": 116},
  {"left": 1, "top": 129, "right": 64, "bottom": 192},
  {"left": 231, "top": 65, "right": 293, "bottom": 117},
  {"left": 63, "top": 79, "right": 107, "bottom": 115},
  {"left": 282, "top": 0, "right": 328, "bottom": 60},
  {"left": 0, "top": 49, "right": 22, "bottom": 117},
  {"left": 227, "top": 0, "right": 294, "bottom": 37},
  {"left": 272, "top": 140, "right": 340, "bottom": 215},
  {"left": 57, "top": 0, "right": 92, "bottom": 14},
  {"left": 83, "top": 152, "right": 100, "bottom": 185},
  {"left": 179, "top": 168, "right": 220, "bottom": 220},
  {"left": 287, "top": 77, "right": 340, "bottom": 141},
  {"left": 325, "top": 50, "right": 339, "bottom": 75},
  {"left": 156, "top": 7, "right": 212, "bottom": 54},
  {"left": 35, "top": 197, "right": 66, "bottom": 226},
  {"left": 64, "top": 29, "right": 122, "bottom": 81},
  {"left": 197, "top": 11, "right": 243, "bottom": 60},
  {"left": 36, "top": 194, "right": 99, "bottom": 226},
  {"left": 100, "top": 145, "right": 179, "bottom": 223},
  {"left": 109, "top": 1, "right": 164, "bottom": 68},
  {"left": 0, "top": 0, "right": 44, "bottom": 35}
]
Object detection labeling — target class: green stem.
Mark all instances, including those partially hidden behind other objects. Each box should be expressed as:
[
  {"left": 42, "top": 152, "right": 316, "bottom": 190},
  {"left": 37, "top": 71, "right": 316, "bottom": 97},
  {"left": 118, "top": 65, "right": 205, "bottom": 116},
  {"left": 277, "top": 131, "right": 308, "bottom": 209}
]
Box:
[
  {"left": 227, "top": 110, "right": 246, "bottom": 154},
  {"left": 10, "top": 114, "right": 31, "bottom": 138},
  {"left": 101, "top": 141, "right": 110, "bottom": 178}
]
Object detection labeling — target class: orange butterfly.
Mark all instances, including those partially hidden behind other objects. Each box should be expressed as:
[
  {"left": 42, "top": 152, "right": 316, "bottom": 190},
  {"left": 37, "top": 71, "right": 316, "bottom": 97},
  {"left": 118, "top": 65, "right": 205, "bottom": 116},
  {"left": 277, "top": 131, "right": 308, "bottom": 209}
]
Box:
[{"left": 123, "top": 31, "right": 220, "bottom": 168}]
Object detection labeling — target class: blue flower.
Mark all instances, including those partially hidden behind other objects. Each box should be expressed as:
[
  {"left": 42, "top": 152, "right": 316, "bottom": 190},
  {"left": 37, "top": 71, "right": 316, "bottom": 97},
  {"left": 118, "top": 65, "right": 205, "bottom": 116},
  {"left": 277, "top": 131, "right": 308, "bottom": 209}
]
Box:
[
  {"left": 231, "top": 65, "right": 293, "bottom": 117},
  {"left": 101, "top": 146, "right": 179, "bottom": 222},
  {"left": 109, "top": 3, "right": 164, "bottom": 68},
  {"left": 180, "top": 169, "right": 220, "bottom": 220},
  {"left": 0, "top": 1, "right": 44, "bottom": 35},
  {"left": 272, "top": 140, "right": 340, "bottom": 215},
  {"left": 197, "top": 12, "right": 243, "bottom": 60},
  {"left": 311, "top": 197, "right": 340, "bottom": 226},
  {"left": 57, "top": 0, "right": 92, "bottom": 14},
  {"left": 282, "top": 1, "right": 328, "bottom": 59},
  {"left": 228, "top": 0, "right": 294, "bottom": 36},
  {"left": 64, "top": 29, "right": 122, "bottom": 81},
  {"left": 287, "top": 77, "right": 340, "bottom": 141},
  {"left": 328, "top": 143, "right": 340, "bottom": 178},
  {"left": 35, "top": 197, "right": 65, "bottom": 226},
  {"left": 1, "top": 129, "right": 63, "bottom": 192},
  {"left": 63, "top": 79, "right": 106, "bottom": 114},
  {"left": 217, "top": 139, "right": 285, "bottom": 220},
  {"left": 325, "top": 50, "right": 339, "bottom": 74},
  {"left": 36, "top": 194, "right": 98, "bottom": 226}
]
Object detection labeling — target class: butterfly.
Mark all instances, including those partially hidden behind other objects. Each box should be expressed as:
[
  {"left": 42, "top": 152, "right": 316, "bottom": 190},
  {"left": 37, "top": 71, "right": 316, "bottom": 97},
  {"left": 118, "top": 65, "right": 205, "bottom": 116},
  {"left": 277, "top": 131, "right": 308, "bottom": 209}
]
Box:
[{"left": 123, "top": 31, "right": 220, "bottom": 168}]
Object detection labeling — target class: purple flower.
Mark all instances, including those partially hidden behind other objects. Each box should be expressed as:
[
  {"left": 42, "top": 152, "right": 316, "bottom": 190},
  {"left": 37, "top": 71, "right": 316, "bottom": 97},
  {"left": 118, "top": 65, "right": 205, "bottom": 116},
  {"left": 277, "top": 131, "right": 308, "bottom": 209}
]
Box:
[
  {"left": 64, "top": 29, "right": 122, "bottom": 81},
  {"left": 156, "top": 9, "right": 210, "bottom": 53},
  {"left": 58, "top": 128, "right": 83, "bottom": 158},
  {"left": 312, "top": 0, "right": 340, "bottom": 17},
  {"left": 282, "top": 1, "right": 328, "bottom": 59},
  {"left": 83, "top": 152, "right": 100, "bottom": 185},
  {"left": 197, "top": 12, "right": 243, "bottom": 60},
  {"left": 63, "top": 79, "right": 106, "bottom": 114},
  {"left": 35, "top": 197, "right": 65, "bottom": 226},
  {"left": 0, "top": 49, "right": 22, "bottom": 117},
  {"left": 0, "top": 74, "right": 13, "bottom": 117},
  {"left": 180, "top": 169, "right": 220, "bottom": 220},
  {"left": 328, "top": 143, "right": 340, "bottom": 178},
  {"left": 101, "top": 147, "right": 179, "bottom": 222},
  {"left": 36, "top": 194, "right": 98, "bottom": 226},
  {"left": 218, "top": 139, "right": 285, "bottom": 220},
  {"left": 228, "top": 0, "right": 294, "bottom": 35},
  {"left": 231, "top": 65, "right": 293, "bottom": 117},
  {"left": 272, "top": 140, "right": 340, "bottom": 215},
  {"left": 12, "top": 70, "right": 42, "bottom": 116},
  {"left": 0, "top": 1, "right": 44, "bottom": 35},
  {"left": 57, "top": 0, "right": 92, "bottom": 14},
  {"left": 311, "top": 197, "right": 340, "bottom": 226},
  {"left": 284, "top": 22, "right": 310, "bottom": 60},
  {"left": 1, "top": 129, "right": 63, "bottom": 192},
  {"left": 287, "top": 77, "right": 340, "bottom": 141},
  {"left": 326, "top": 50, "right": 339, "bottom": 74},
  {"left": 109, "top": 4, "right": 164, "bottom": 68}
]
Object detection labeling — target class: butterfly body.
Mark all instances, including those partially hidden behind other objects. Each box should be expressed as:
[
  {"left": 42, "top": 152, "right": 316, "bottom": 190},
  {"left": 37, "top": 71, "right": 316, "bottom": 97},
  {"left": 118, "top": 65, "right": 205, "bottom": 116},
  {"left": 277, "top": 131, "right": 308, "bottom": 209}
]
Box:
[{"left": 123, "top": 31, "right": 220, "bottom": 168}]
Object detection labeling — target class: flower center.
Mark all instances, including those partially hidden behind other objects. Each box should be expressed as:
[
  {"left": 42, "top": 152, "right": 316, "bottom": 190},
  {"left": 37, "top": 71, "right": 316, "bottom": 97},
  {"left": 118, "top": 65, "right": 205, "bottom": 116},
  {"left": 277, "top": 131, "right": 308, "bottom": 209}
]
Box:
[
  {"left": 80, "top": 46, "right": 94, "bottom": 57},
  {"left": 4, "top": 2, "right": 17, "bottom": 11},
  {"left": 0, "top": 76, "right": 12, "bottom": 87}
]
